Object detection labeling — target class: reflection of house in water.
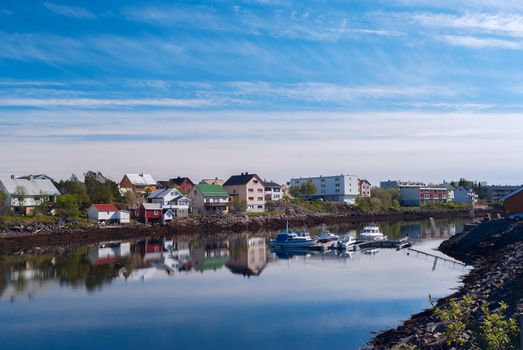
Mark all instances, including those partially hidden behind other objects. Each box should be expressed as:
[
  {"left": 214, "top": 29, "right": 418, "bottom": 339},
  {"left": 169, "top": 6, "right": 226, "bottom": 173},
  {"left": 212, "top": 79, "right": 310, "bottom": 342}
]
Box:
[
  {"left": 120, "top": 238, "right": 194, "bottom": 280},
  {"left": 87, "top": 241, "right": 131, "bottom": 266},
  {"left": 401, "top": 222, "right": 460, "bottom": 240},
  {"left": 226, "top": 237, "right": 267, "bottom": 277},
  {"left": 191, "top": 240, "right": 229, "bottom": 272}
]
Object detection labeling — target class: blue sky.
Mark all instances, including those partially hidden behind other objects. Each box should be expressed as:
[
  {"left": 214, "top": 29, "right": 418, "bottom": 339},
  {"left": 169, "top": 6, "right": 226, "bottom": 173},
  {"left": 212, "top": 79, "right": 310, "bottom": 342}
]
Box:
[{"left": 1, "top": 0, "right": 523, "bottom": 184}]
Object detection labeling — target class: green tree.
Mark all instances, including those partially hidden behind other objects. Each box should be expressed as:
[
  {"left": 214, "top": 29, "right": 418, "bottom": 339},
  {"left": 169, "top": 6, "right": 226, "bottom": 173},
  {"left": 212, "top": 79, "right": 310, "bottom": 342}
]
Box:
[
  {"left": 289, "top": 186, "right": 301, "bottom": 198},
  {"left": 14, "top": 185, "right": 27, "bottom": 214},
  {"left": 58, "top": 180, "right": 90, "bottom": 209},
  {"left": 54, "top": 194, "right": 81, "bottom": 218},
  {"left": 231, "top": 199, "right": 247, "bottom": 212},
  {"left": 84, "top": 171, "right": 119, "bottom": 204},
  {"left": 480, "top": 301, "right": 519, "bottom": 350},
  {"left": 299, "top": 181, "right": 316, "bottom": 198},
  {"left": 0, "top": 190, "right": 7, "bottom": 216}
]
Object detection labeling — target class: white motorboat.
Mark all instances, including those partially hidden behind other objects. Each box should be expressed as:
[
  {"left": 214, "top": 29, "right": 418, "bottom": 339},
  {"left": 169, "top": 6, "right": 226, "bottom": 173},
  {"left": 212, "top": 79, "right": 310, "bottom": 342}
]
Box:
[
  {"left": 334, "top": 235, "right": 357, "bottom": 250},
  {"left": 359, "top": 225, "right": 386, "bottom": 241},
  {"left": 270, "top": 223, "right": 317, "bottom": 248}
]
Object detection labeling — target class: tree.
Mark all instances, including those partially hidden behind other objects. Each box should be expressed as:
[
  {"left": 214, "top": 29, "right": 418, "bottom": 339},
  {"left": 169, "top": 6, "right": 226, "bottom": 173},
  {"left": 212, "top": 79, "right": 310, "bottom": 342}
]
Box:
[
  {"left": 231, "top": 199, "right": 247, "bottom": 212},
  {"left": 54, "top": 194, "right": 81, "bottom": 218},
  {"left": 0, "top": 190, "right": 7, "bottom": 216},
  {"left": 122, "top": 190, "right": 138, "bottom": 210},
  {"left": 14, "top": 185, "right": 27, "bottom": 214},
  {"left": 84, "top": 171, "right": 119, "bottom": 204},
  {"left": 299, "top": 181, "right": 316, "bottom": 197},
  {"left": 289, "top": 186, "right": 301, "bottom": 198},
  {"left": 57, "top": 180, "right": 90, "bottom": 209}
]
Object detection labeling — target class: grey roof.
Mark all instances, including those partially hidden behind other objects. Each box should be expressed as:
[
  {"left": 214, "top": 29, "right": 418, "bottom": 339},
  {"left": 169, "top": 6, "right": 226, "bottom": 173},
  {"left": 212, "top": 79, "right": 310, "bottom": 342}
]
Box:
[
  {"left": 124, "top": 173, "right": 156, "bottom": 186},
  {"left": 141, "top": 203, "right": 162, "bottom": 210},
  {"left": 147, "top": 188, "right": 182, "bottom": 199},
  {"left": 0, "top": 178, "right": 60, "bottom": 196},
  {"left": 263, "top": 180, "right": 281, "bottom": 188},
  {"left": 224, "top": 173, "right": 260, "bottom": 186}
]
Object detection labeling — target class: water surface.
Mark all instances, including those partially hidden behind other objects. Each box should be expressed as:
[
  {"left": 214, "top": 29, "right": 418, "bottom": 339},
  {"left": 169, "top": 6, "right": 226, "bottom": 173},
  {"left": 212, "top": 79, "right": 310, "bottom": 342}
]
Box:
[{"left": 0, "top": 219, "right": 469, "bottom": 350}]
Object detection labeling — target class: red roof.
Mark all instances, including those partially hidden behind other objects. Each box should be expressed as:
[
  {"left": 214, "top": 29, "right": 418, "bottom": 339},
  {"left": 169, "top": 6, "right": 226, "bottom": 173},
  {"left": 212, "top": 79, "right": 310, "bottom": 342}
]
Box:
[{"left": 93, "top": 204, "right": 119, "bottom": 212}]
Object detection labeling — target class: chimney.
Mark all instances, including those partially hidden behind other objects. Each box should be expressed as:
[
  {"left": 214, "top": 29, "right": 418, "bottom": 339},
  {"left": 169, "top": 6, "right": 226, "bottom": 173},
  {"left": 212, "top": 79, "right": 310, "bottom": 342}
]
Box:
[
  {"left": 10, "top": 175, "right": 14, "bottom": 179},
  {"left": 139, "top": 172, "right": 144, "bottom": 177}
]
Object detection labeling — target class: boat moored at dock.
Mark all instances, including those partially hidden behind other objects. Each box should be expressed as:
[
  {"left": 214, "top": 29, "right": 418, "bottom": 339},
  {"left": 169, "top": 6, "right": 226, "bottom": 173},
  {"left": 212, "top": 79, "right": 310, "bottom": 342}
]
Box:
[{"left": 359, "top": 225, "right": 387, "bottom": 241}]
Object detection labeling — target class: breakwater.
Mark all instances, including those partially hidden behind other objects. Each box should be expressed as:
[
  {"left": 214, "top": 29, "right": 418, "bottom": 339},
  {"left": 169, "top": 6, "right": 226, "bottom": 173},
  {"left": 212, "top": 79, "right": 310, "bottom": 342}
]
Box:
[{"left": 369, "top": 219, "right": 523, "bottom": 349}]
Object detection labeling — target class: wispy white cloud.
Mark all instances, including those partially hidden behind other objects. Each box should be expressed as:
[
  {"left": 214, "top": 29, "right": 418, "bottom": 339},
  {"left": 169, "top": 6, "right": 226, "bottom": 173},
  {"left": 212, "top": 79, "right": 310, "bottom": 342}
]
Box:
[
  {"left": 437, "top": 35, "right": 523, "bottom": 49},
  {"left": 0, "top": 98, "right": 214, "bottom": 109},
  {"left": 123, "top": 4, "right": 402, "bottom": 41},
  {"left": 43, "top": 2, "right": 96, "bottom": 19},
  {"left": 412, "top": 12, "right": 523, "bottom": 37}
]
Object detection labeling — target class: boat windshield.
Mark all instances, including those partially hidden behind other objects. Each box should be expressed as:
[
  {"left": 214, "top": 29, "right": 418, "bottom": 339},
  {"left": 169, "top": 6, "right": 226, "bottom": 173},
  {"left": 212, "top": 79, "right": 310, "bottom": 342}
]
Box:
[{"left": 275, "top": 233, "right": 288, "bottom": 242}]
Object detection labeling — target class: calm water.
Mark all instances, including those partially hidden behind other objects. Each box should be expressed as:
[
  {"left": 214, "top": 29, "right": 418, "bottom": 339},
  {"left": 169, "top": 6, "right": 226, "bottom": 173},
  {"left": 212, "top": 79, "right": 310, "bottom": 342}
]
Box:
[{"left": 0, "top": 219, "right": 469, "bottom": 350}]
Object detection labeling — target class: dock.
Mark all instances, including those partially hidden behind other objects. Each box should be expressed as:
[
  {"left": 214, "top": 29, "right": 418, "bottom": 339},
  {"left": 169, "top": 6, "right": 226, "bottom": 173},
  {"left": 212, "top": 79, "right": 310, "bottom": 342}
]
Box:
[
  {"left": 349, "top": 238, "right": 413, "bottom": 251},
  {"left": 405, "top": 247, "right": 467, "bottom": 271}
]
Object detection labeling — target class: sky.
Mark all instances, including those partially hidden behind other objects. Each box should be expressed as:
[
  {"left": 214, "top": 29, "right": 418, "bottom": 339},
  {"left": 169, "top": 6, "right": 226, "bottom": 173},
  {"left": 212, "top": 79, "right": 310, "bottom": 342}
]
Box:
[{"left": 1, "top": 0, "right": 523, "bottom": 185}]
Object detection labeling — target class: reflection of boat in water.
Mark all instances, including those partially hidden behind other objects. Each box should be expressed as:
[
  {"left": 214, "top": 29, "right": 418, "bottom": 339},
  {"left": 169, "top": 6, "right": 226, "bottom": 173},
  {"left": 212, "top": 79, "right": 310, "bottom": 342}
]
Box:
[
  {"left": 271, "top": 248, "right": 318, "bottom": 259},
  {"left": 362, "top": 248, "right": 380, "bottom": 255},
  {"left": 314, "top": 224, "right": 339, "bottom": 242},
  {"left": 270, "top": 223, "right": 316, "bottom": 248},
  {"left": 360, "top": 225, "right": 386, "bottom": 241}
]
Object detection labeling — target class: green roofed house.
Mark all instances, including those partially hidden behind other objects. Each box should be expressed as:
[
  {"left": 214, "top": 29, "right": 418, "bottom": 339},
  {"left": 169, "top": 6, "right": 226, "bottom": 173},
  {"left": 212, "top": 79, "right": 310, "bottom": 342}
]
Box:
[{"left": 188, "top": 184, "right": 229, "bottom": 214}]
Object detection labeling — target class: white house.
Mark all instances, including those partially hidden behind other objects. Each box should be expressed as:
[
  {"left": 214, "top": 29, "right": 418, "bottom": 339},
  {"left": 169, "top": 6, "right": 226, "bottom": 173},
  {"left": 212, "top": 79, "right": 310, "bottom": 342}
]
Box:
[
  {"left": 263, "top": 180, "right": 283, "bottom": 201},
  {"left": 453, "top": 186, "right": 478, "bottom": 205},
  {"left": 0, "top": 176, "right": 61, "bottom": 215},
  {"left": 147, "top": 188, "right": 190, "bottom": 217},
  {"left": 289, "top": 174, "right": 359, "bottom": 204},
  {"left": 87, "top": 204, "right": 130, "bottom": 224}
]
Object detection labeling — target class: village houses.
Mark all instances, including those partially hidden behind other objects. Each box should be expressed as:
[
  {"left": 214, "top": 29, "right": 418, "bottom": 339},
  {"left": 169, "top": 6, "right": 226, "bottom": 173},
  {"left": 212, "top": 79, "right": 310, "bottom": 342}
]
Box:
[
  {"left": 223, "top": 172, "right": 266, "bottom": 212},
  {"left": 0, "top": 175, "right": 61, "bottom": 215},
  {"left": 189, "top": 184, "right": 229, "bottom": 214},
  {"left": 119, "top": 173, "right": 157, "bottom": 195}
]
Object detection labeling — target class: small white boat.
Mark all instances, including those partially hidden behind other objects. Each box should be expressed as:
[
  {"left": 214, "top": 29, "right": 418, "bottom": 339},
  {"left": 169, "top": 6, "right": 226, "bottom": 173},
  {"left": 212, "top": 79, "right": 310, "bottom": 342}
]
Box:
[
  {"left": 270, "top": 223, "right": 317, "bottom": 248},
  {"left": 334, "top": 235, "right": 357, "bottom": 250},
  {"left": 359, "top": 225, "right": 386, "bottom": 241}
]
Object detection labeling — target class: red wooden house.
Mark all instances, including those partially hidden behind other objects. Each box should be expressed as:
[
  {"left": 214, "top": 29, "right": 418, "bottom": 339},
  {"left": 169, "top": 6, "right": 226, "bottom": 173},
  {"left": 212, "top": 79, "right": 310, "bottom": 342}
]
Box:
[
  {"left": 169, "top": 177, "right": 194, "bottom": 194},
  {"left": 139, "top": 203, "right": 162, "bottom": 224},
  {"left": 501, "top": 186, "right": 523, "bottom": 217}
]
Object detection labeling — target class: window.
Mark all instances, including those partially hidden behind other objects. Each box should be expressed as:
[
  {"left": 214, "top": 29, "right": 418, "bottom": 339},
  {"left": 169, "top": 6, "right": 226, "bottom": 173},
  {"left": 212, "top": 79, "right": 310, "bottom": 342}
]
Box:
[
  {"left": 433, "top": 194, "right": 439, "bottom": 199},
  {"left": 248, "top": 189, "right": 254, "bottom": 192},
  {"left": 153, "top": 211, "right": 159, "bottom": 215},
  {"left": 321, "top": 178, "right": 325, "bottom": 182},
  {"left": 253, "top": 180, "right": 258, "bottom": 184},
  {"left": 424, "top": 194, "right": 430, "bottom": 199},
  {"left": 257, "top": 188, "right": 263, "bottom": 192},
  {"left": 258, "top": 205, "right": 263, "bottom": 209},
  {"left": 335, "top": 183, "right": 340, "bottom": 187},
  {"left": 248, "top": 197, "right": 254, "bottom": 200},
  {"left": 257, "top": 197, "right": 263, "bottom": 201}
]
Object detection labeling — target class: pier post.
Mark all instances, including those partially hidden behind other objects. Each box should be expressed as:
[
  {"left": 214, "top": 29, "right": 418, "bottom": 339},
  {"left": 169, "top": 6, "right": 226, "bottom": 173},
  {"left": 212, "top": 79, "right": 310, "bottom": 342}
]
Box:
[{"left": 432, "top": 256, "right": 438, "bottom": 271}]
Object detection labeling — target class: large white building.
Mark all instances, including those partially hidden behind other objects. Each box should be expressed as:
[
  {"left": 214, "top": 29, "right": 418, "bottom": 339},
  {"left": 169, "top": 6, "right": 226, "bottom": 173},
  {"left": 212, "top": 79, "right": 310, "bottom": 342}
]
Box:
[
  {"left": 0, "top": 176, "right": 61, "bottom": 215},
  {"left": 289, "top": 174, "right": 359, "bottom": 204}
]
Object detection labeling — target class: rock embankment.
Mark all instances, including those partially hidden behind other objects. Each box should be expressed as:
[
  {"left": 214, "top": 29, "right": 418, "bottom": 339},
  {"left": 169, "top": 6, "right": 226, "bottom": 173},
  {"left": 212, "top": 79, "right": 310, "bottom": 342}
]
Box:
[{"left": 370, "top": 219, "right": 523, "bottom": 349}]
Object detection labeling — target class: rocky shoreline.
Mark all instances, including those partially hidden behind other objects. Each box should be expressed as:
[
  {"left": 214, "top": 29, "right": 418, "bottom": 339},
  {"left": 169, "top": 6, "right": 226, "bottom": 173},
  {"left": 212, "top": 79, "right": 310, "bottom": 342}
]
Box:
[
  {"left": 369, "top": 219, "right": 523, "bottom": 349},
  {"left": 0, "top": 207, "right": 492, "bottom": 253}
]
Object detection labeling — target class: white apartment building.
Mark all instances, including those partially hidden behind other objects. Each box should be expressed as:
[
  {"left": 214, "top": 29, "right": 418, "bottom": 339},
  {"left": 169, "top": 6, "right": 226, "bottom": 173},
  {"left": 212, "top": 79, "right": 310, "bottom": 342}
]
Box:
[{"left": 289, "top": 174, "right": 359, "bottom": 204}]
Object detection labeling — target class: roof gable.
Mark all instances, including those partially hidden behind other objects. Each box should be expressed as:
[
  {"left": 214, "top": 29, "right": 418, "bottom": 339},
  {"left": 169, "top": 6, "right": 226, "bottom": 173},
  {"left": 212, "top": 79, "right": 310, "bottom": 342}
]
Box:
[
  {"left": 92, "top": 204, "right": 119, "bottom": 212},
  {"left": 223, "top": 173, "right": 260, "bottom": 186},
  {"left": 196, "top": 184, "right": 228, "bottom": 197},
  {"left": 500, "top": 185, "right": 523, "bottom": 202},
  {"left": 124, "top": 173, "right": 156, "bottom": 186},
  {"left": 0, "top": 178, "right": 60, "bottom": 196}
]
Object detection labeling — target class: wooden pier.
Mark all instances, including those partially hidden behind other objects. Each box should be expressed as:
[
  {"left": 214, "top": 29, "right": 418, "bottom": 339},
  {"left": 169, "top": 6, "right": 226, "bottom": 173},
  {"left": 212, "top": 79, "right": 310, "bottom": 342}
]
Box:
[
  {"left": 349, "top": 238, "right": 413, "bottom": 251},
  {"left": 406, "top": 247, "right": 466, "bottom": 271}
]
